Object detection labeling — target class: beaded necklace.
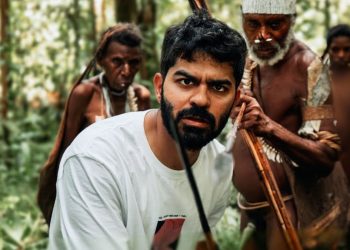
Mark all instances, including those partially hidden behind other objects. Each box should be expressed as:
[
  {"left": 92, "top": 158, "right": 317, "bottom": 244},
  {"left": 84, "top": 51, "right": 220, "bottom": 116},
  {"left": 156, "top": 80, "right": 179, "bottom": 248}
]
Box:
[{"left": 98, "top": 72, "right": 138, "bottom": 118}]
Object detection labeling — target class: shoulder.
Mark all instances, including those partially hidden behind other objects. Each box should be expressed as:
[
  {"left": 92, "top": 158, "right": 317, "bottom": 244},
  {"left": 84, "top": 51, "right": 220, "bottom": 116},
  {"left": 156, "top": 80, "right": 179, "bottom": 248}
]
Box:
[
  {"left": 67, "top": 111, "right": 148, "bottom": 155},
  {"left": 133, "top": 83, "right": 151, "bottom": 101},
  {"left": 66, "top": 76, "right": 100, "bottom": 112},
  {"left": 59, "top": 112, "right": 149, "bottom": 180},
  {"left": 70, "top": 76, "right": 99, "bottom": 101},
  {"left": 289, "top": 39, "right": 317, "bottom": 72},
  {"left": 132, "top": 83, "right": 151, "bottom": 110}
]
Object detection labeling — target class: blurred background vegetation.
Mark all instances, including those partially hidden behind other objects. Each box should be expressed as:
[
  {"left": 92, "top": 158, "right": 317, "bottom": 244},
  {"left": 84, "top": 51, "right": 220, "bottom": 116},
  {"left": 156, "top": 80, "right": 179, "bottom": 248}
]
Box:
[{"left": 0, "top": 0, "right": 349, "bottom": 249}]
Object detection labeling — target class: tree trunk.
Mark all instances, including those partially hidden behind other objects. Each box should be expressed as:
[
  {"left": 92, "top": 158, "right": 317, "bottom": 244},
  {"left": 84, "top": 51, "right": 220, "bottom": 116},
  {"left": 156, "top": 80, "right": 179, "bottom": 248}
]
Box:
[
  {"left": 100, "top": 0, "right": 107, "bottom": 33},
  {"left": 324, "top": 0, "right": 331, "bottom": 33},
  {"left": 73, "top": 0, "right": 81, "bottom": 67},
  {"left": 0, "top": 0, "right": 9, "bottom": 120},
  {"left": 137, "top": 0, "right": 158, "bottom": 81},
  {"left": 114, "top": 0, "right": 158, "bottom": 92},
  {"left": 88, "top": 0, "right": 97, "bottom": 55},
  {"left": 115, "top": 0, "right": 138, "bottom": 22}
]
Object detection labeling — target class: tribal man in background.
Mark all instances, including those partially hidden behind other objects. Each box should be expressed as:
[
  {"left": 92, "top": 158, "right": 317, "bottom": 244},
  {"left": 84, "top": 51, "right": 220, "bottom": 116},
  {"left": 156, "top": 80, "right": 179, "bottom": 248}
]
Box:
[
  {"left": 323, "top": 24, "right": 350, "bottom": 182},
  {"left": 232, "top": 0, "right": 349, "bottom": 249},
  {"left": 38, "top": 23, "right": 151, "bottom": 225}
]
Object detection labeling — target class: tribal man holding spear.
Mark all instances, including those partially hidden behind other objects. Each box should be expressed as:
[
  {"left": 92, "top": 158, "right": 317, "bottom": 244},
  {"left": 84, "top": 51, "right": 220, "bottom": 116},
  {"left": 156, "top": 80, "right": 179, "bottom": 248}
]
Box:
[{"left": 232, "top": 0, "right": 349, "bottom": 249}]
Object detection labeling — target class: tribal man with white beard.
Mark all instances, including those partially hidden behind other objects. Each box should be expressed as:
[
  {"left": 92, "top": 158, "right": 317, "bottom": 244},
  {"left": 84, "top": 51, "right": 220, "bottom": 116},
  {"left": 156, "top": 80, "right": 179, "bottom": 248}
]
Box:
[{"left": 232, "top": 0, "right": 350, "bottom": 249}]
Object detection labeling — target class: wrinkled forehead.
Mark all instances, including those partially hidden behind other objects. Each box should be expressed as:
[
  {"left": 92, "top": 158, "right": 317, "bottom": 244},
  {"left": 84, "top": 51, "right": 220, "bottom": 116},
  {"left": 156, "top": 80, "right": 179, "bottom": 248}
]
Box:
[
  {"left": 242, "top": 13, "right": 293, "bottom": 23},
  {"left": 106, "top": 41, "right": 141, "bottom": 57}
]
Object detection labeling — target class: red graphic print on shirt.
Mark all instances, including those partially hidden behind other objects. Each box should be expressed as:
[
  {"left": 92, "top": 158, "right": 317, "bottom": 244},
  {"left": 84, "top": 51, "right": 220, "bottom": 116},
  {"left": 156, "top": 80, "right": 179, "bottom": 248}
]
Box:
[{"left": 152, "top": 217, "right": 186, "bottom": 250}]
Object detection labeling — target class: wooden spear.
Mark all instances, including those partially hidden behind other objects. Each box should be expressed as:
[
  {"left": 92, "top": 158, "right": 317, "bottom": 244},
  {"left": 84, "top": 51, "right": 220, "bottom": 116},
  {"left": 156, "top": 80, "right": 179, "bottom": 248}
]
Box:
[{"left": 240, "top": 127, "right": 303, "bottom": 250}]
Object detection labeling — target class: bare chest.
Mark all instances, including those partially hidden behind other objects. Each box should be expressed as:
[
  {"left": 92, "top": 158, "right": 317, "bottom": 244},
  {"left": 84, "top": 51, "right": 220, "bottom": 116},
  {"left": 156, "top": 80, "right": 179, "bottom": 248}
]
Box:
[
  {"left": 332, "top": 75, "right": 350, "bottom": 133},
  {"left": 252, "top": 67, "right": 305, "bottom": 131},
  {"left": 84, "top": 90, "right": 127, "bottom": 125}
]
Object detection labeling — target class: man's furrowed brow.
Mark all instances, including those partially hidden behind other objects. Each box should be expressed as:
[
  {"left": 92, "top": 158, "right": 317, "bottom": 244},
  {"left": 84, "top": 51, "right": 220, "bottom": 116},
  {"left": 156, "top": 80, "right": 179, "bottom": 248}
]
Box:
[
  {"left": 207, "top": 79, "right": 233, "bottom": 87},
  {"left": 173, "top": 70, "right": 198, "bottom": 82}
]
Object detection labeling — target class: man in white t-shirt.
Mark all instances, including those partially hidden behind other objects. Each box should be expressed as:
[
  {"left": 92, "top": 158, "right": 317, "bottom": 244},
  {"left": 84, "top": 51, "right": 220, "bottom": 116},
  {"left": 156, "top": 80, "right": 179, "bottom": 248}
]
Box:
[{"left": 48, "top": 10, "right": 247, "bottom": 250}]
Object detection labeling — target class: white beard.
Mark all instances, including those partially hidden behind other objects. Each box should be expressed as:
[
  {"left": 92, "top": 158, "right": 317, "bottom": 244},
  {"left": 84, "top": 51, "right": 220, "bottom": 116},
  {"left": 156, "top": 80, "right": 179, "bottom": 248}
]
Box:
[{"left": 245, "top": 29, "right": 295, "bottom": 66}]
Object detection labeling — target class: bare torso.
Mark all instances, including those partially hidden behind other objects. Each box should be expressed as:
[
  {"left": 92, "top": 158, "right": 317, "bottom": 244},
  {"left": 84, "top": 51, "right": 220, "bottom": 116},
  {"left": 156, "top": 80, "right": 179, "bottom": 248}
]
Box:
[
  {"left": 331, "top": 70, "right": 350, "bottom": 180},
  {"left": 62, "top": 75, "right": 151, "bottom": 151},
  {"left": 83, "top": 78, "right": 128, "bottom": 127},
  {"left": 79, "top": 76, "right": 150, "bottom": 128},
  {"left": 233, "top": 40, "right": 315, "bottom": 202}
]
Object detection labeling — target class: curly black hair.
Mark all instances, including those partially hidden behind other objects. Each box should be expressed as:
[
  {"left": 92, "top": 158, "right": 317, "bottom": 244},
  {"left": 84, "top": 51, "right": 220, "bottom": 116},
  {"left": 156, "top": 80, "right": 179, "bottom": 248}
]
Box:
[{"left": 160, "top": 10, "right": 247, "bottom": 88}]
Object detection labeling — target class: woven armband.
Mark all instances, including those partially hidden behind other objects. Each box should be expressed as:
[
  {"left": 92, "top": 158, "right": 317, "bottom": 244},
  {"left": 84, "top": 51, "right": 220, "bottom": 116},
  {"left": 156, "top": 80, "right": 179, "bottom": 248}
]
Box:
[
  {"left": 302, "top": 105, "right": 334, "bottom": 121},
  {"left": 315, "top": 131, "right": 341, "bottom": 153}
]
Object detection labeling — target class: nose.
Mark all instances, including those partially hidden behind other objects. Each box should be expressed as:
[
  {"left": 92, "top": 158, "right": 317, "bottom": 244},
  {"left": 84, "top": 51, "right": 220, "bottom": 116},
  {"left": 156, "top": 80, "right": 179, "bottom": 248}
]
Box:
[
  {"left": 189, "top": 84, "right": 210, "bottom": 108},
  {"left": 121, "top": 63, "right": 131, "bottom": 76},
  {"left": 337, "top": 50, "right": 345, "bottom": 58},
  {"left": 258, "top": 26, "right": 271, "bottom": 41}
]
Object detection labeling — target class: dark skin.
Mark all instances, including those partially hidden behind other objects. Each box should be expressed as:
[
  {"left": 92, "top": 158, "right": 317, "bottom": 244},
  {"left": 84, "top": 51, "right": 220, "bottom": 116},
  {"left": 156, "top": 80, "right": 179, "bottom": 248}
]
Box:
[
  {"left": 329, "top": 35, "right": 350, "bottom": 181},
  {"left": 243, "top": 14, "right": 293, "bottom": 59},
  {"left": 233, "top": 13, "right": 338, "bottom": 250},
  {"left": 63, "top": 41, "right": 151, "bottom": 152}
]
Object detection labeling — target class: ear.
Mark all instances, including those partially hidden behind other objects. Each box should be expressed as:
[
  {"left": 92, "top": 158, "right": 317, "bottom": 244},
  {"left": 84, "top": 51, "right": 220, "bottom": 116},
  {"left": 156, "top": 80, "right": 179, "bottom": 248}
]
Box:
[
  {"left": 96, "top": 58, "right": 104, "bottom": 70},
  {"left": 153, "top": 73, "right": 163, "bottom": 104},
  {"left": 234, "top": 89, "right": 241, "bottom": 103}
]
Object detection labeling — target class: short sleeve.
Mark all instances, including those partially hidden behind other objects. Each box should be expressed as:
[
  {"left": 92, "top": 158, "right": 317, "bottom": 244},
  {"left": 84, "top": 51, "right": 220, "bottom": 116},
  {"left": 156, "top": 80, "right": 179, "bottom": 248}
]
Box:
[{"left": 48, "top": 155, "right": 129, "bottom": 250}]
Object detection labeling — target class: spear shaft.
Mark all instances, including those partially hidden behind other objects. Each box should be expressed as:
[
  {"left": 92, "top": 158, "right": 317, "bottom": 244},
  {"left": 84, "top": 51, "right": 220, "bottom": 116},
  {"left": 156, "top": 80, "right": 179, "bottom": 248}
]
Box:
[{"left": 240, "top": 128, "right": 303, "bottom": 250}]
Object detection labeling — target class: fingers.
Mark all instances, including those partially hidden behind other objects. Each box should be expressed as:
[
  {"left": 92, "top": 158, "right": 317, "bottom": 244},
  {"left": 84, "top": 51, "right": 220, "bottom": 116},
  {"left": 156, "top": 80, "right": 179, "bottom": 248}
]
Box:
[
  {"left": 231, "top": 93, "right": 269, "bottom": 134},
  {"left": 241, "top": 88, "right": 254, "bottom": 97},
  {"left": 232, "top": 94, "right": 262, "bottom": 116},
  {"left": 231, "top": 104, "right": 260, "bottom": 128}
]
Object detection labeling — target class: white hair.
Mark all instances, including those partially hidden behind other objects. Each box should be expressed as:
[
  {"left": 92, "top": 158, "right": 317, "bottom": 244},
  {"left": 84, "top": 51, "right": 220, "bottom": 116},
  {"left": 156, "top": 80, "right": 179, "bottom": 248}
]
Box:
[
  {"left": 243, "top": 16, "right": 296, "bottom": 66},
  {"left": 245, "top": 29, "right": 295, "bottom": 66}
]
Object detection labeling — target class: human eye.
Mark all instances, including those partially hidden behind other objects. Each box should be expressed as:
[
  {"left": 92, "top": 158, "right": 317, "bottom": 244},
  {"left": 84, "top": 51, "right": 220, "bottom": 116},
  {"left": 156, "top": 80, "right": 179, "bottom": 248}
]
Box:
[
  {"left": 212, "top": 83, "right": 227, "bottom": 92},
  {"left": 331, "top": 47, "right": 340, "bottom": 53},
  {"left": 112, "top": 58, "right": 123, "bottom": 67},
  {"left": 129, "top": 59, "right": 141, "bottom": 67},
  {"left": 268, "top": 21, "right": 281, "bottom": 30},
  {"left": 179, "top": 78, "right": 194, "bottom": 86},
  {"left": 247, "top": 20, "right": 259, "bottom": 29}
]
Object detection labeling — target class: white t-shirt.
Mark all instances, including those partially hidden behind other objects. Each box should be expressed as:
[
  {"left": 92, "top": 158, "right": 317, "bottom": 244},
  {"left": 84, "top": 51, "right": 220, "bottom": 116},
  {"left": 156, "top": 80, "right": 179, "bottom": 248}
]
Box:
[{"left": 48, "top": 110, "right": 233, "bottom": 250}]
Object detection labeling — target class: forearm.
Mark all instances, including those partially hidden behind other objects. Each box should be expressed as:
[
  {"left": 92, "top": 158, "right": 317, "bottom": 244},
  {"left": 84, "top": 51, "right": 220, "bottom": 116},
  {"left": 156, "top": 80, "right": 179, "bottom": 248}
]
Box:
[
  {"left": 264, "top": 119, "right": 338, "bottom": 174},
  {"left": 235, "top": 94, "right": 339, "bottom": 175}
]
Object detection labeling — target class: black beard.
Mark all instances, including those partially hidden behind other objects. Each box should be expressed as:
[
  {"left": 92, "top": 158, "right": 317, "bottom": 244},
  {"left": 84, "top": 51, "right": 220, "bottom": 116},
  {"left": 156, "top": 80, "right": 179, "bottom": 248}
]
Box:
[{"left": 160, "top": 91, "right": 230, "bottom": 151}]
